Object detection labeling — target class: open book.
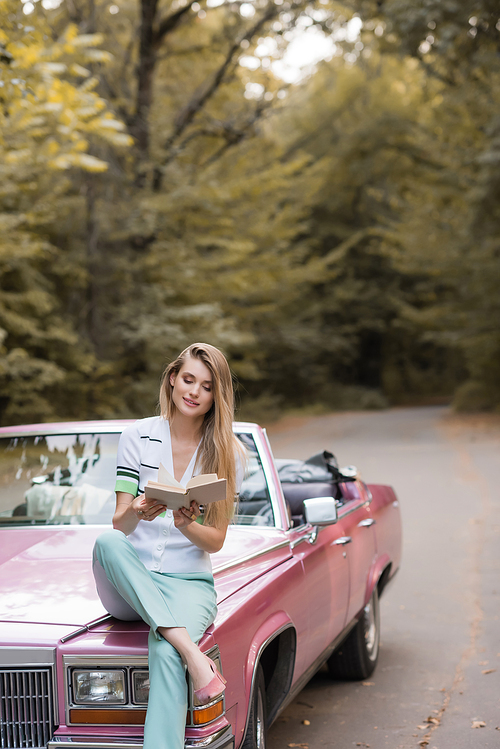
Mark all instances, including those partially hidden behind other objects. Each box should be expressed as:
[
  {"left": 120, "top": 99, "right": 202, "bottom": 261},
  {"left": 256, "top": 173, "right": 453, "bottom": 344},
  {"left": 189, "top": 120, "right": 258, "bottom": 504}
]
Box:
[{"left": 144, "top": 463, "right": 226, "bottom": 511}]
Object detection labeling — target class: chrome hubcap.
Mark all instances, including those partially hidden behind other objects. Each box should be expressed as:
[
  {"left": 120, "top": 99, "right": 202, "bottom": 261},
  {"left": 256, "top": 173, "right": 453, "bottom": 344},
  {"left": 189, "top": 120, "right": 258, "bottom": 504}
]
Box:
[{"left": 364, "top": 590, "right": 379, "bottom": 661}]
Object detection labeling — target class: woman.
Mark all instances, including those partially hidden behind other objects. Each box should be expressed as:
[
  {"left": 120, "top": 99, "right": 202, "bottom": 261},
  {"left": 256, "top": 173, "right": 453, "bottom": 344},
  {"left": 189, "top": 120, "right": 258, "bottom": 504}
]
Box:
[{"left": 92, "top": 343, "right": 245, "bottom": 749}]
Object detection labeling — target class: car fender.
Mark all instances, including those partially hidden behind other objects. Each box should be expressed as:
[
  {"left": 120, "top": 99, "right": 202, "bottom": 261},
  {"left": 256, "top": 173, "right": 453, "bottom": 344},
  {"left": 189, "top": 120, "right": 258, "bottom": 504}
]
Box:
[
  {"left": 244, "top": 610, "right": 295, "bottom": 691},
  {"left": 365, "top": 553, "right": 391, "bottom": 607},
  {"left": 238, "top": 610, "right": 296, "bottom": 747}
]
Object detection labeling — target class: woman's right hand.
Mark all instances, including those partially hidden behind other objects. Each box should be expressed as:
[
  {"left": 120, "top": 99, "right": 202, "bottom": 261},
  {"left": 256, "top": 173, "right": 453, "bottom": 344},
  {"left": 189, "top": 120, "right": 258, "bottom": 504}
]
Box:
[
  {"left": 113, "top": 491, "right": 165, "bottom": 535},
  {"left": 132, "top": 494, "right": 165, "bottom": 522}
]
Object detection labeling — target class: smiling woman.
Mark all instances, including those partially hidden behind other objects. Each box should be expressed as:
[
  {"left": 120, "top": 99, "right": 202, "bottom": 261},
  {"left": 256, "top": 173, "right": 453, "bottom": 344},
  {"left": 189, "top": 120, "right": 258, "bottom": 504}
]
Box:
[
  {"left": 169, "top": 359, "right": 214, "bottom": 422},
  {"left": 92, "top": 342, "right": 246, "bottom": 749},
  {"left": 158, "top": 343, "right": 242, "bottom": 530}
]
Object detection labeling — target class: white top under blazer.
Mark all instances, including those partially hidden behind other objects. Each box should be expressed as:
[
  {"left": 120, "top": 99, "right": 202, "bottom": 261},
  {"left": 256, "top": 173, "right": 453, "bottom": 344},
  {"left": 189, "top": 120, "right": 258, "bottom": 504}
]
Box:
[{"left": 115, "top": 416, "right": 237, "bottom": 574}]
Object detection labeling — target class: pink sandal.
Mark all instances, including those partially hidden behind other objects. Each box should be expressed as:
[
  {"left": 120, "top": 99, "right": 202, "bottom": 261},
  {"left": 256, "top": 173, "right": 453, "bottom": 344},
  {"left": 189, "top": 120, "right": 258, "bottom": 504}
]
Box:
[{"left": 194, "top": 658, "right": 227, "bottom": 705}]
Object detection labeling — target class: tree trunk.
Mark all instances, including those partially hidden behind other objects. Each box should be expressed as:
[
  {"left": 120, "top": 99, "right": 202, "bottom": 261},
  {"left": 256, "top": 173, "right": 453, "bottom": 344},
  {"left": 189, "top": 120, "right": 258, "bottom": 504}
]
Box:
[
  {"left": 85, "top": 175, "right": 100, "bottom": 351},
  {"left": 132, "top": 0, "right": 159, "bottom": 163}
]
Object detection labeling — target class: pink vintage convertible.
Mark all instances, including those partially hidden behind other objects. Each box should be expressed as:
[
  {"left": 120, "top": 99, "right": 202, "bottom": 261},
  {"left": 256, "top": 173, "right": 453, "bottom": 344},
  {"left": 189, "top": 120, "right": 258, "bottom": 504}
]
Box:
[{"left": 0, "top": 420, "right": 402, "bottom": 749}]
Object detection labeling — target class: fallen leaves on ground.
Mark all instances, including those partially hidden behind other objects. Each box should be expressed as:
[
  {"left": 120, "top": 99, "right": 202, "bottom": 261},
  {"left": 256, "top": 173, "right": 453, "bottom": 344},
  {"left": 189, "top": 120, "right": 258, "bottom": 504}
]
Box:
[
  {"left": 417, "top": 740, "right": 429, "bottom": 746},
  {"left": 301, "top": 720, "right": 311, "bottom": 726},
  {"left": 356, "top": 743, "right": 370, "bottom": 747},
  {"left": 288, "top": 744, "right": 308, "bottom": 748},
  {"left": 362, "top": 681, "right": 375, "bottom": 686},
  {"left": 417, "top": 715, "right": 440, "bottom": 729},
  {"left": 471, "top": 720, "right": 486, "bottom": 728},
  {"left": 482, "top": 668, "right": 496, "bottom": 674}
]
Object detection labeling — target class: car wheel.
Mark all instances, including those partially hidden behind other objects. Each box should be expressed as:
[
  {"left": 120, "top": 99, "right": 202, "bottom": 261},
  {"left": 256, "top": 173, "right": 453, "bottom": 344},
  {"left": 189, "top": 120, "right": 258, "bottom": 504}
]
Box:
[
  {"left": 241, "top": 664, "right": 267, "bottom": 749},
  {"left": 327, "top": 585, "right": 380, "bottom": 680}
]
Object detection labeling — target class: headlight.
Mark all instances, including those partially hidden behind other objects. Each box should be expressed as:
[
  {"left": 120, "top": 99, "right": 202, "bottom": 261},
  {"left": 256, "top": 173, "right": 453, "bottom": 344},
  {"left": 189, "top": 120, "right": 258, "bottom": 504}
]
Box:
[
  {"left": 132, "top": 671, "right": 149, "bottom": 704},
  {"left": 72, "top": 670, "right": 126, "bottom": 704}
]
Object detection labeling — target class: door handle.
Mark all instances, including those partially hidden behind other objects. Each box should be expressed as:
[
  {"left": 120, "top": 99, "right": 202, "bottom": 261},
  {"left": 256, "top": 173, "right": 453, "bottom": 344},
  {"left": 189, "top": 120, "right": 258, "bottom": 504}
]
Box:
[
  {"left": 358, "top": 518, "right": 376, "bottom": 528},
  {"left": 332, "top": 536, "right": 352, "bottom": 546},
  {"left": 307, "top": 527, "right": 319, "bottom": 545}
]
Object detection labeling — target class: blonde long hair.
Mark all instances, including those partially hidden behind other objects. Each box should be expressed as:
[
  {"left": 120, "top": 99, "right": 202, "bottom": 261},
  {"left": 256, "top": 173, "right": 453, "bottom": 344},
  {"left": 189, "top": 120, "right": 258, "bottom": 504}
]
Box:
[{"left": 159, "top": 343, "right": 245, "bottom": 528}]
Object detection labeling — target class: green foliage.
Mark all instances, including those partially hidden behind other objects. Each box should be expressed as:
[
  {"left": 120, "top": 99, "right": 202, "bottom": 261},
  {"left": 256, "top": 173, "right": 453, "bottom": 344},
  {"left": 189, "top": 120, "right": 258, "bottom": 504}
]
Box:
[
  {"left": 344, "top": 0, "right": 500, "bottom": 409},
  {"left": 0, "top": 0, "right": 131, "bottom": 423},
  {"left": 1, "top": 0, "right": 498, "bottom": 424}
]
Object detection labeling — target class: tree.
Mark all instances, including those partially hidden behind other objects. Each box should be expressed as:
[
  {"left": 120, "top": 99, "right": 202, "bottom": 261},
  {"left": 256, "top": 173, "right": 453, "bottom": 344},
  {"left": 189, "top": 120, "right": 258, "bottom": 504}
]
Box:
[
  {"left": 4, "top": 0, "right": 497, "bottom": 424},
  {"left": 37, "top": 0, "right": 347, "bottom": 416},
  {"left": 0, "top": 0, "right": 131, "bottom": 423},
  {"left": 239, "top": 50, "right": 465, "bottom": 407},
  {"left": 344, "top": 0, "right": 500, "bottom": 409}
]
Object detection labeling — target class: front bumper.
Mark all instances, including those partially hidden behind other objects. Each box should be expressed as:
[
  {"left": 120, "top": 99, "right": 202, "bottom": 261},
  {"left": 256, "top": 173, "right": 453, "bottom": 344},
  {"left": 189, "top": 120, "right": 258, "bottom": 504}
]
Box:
[{"left": 47, "top": 725, "right": 235, "bottom": 749}]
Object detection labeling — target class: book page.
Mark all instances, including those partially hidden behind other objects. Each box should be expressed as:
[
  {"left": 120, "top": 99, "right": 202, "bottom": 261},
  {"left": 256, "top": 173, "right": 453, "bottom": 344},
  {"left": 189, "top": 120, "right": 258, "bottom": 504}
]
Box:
[
  {"left": 145, "top": 484, "right": 191, "bottom": 510},
  {"left": 158, "top": 463, "right": 182, "bottom": 488},
  {"left": 146, "top": 481, "right": 185, "bottom": 494},
  {"left": 187, "top": 478, "right": 226, "bottom": 504},
  {"left": 186, "top": 473, "right": 218, "bottom": 489}
]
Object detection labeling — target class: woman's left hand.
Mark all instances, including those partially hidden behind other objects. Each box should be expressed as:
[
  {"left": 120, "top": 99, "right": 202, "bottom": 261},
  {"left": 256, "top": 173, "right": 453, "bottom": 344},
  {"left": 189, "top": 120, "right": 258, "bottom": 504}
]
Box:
[
  {"left": 173, "top": 500, "right": 200, "bottom": 529},
  {"left": 174, "top": 501, "right": 228, "bottom": 552}
]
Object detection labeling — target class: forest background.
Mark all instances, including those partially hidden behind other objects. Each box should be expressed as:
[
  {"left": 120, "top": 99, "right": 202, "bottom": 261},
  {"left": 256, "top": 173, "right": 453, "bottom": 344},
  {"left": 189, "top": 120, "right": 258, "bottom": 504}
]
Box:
[{"left": 1, "top": 0, "right": 499, "bottom": 426}]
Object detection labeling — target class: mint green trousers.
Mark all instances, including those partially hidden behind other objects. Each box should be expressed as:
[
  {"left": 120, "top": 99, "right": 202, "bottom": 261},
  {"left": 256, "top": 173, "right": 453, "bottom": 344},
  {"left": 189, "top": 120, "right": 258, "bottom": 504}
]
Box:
[{"left": 93, "top": 530, "right": 217, "bottom": 749}]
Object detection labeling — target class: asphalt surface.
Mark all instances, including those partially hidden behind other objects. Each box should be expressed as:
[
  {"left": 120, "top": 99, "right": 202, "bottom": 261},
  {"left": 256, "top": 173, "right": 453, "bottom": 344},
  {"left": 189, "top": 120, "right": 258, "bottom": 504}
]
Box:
[{"left": 265, "top": 406, "right": 500, "bottom": 749}]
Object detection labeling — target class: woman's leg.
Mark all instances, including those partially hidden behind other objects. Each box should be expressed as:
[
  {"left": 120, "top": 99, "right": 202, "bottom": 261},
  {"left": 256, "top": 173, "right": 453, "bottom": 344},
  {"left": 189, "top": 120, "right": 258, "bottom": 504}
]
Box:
[
  {"left": 93, "top": 530, "right": 185, "bottom": 635},
  {"left": 92, "top": 550, "right": 141, "bottom": 621},
  {"left": 145, "top": 634, "right": 186, "bottom": 749},
  {"left": 157, "top": 626, "right": 219, "bottom": 692},
  {"left": 93, "top": 532, "right": 220, "bottom": 747},
  {"left": 94, "top": 531, "right": 217, "bottom": 688},
  {"left": 144, "top": 573, "right": 217, "bottom": 749}
]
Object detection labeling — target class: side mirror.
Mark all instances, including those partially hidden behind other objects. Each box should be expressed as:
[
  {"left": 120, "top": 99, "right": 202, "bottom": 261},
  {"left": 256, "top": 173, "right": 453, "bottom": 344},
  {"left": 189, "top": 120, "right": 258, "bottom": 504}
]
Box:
[{"left": 303, "top": 496, "right": 338, "bottom": 526}]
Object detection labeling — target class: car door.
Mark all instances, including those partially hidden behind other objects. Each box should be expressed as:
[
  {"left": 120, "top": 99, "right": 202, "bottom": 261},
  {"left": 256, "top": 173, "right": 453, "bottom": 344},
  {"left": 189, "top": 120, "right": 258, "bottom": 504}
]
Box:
[
  {"left": 336, "top": 481, "right": 377, "bottom": 625},
  {"left": 288, "top": 521, "right": 349, "bottom": 666}
]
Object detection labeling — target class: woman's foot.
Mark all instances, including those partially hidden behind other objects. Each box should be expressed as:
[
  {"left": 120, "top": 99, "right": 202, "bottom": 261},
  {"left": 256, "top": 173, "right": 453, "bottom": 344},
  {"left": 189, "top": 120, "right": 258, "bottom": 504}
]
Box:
[
  {"left": 156, "top": 627, "right": 226, "bottom": 704},
  {"left": 193, "top": 657, "right": 226, "bottom": 705},
  {"left": 188, "top": 652, "right": 226, "bottom": 704}
]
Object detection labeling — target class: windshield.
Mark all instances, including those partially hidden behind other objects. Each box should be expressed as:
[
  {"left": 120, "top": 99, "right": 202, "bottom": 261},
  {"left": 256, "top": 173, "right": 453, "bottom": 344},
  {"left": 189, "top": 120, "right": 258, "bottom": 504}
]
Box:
[
  {"left": 0, "top": 430, "right": 275, "bottom": 527},
  {"left": 0, "top": 433, "right": 118, "bottom": 525}
]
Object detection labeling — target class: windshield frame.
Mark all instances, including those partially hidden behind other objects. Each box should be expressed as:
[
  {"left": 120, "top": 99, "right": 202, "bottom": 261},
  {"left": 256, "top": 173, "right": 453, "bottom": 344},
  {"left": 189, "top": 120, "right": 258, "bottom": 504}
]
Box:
[{"left": 0, "top": 420, "right": 287, "bottom": 530}]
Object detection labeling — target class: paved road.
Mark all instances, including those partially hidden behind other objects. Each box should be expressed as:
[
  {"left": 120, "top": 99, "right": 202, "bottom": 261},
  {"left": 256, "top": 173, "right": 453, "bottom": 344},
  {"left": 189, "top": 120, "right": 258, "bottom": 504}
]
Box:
[{"left": 265, "top": 407, "right": 500, "bottom": 749}]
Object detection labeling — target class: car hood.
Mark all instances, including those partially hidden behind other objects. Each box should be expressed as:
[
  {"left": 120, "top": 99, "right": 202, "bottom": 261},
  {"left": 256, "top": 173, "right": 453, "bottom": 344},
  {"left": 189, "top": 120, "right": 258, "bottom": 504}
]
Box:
[
  {"left": 0, "top": 527, "right": 105, "bottom": 627},
  {"left": 0, "top": 525, "right": 290, "bottom": 627}
]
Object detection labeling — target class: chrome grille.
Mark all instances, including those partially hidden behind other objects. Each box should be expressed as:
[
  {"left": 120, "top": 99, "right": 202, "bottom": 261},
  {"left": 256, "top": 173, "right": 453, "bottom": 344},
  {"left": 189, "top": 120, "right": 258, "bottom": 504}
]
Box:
[{"left": 0, "top": 668, "right": 55, "bottom": 748}]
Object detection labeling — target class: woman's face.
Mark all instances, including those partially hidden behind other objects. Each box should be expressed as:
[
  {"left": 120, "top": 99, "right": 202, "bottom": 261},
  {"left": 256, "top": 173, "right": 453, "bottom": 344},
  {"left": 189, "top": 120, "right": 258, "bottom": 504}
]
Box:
[{"left": 169, "top": 356, "right": 214, "bottom": 419}]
